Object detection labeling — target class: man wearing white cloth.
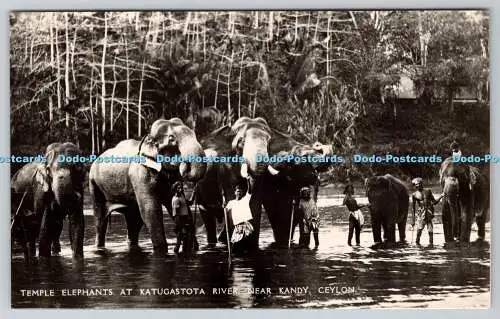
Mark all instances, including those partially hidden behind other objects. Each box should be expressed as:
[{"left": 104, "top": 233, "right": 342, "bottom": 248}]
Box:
[{"left": 225, "top": 184, "right": 254, "bottom": 244}]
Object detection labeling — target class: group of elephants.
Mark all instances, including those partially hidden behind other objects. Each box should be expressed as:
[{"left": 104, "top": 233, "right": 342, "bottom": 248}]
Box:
[{"left": 11, "top": 116, "right": 490, "bottom": 263}]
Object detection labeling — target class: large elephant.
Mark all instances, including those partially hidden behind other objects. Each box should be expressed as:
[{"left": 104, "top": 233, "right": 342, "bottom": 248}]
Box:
[
  {"left": 439, "top": 157, "right": 489, "bottom": 245},
  {"left": 11, "top": 142, "right": 86, "bottom": 262},
  {"left": 365, "top": 174, "right": 409, "bottom": 248},
  {"left": 89, "top": 118, "right": 207, "bottom": 256},
  {"left": 194, "top": 117, "right": 333, "bottom": 249}
]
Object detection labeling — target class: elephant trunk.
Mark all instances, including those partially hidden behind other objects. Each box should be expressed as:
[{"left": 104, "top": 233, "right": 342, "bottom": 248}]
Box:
[
  {"left": 51, "top": 168, "right": 75, "bottom": 207},
  {"left": 242, "top": 128, "right": 270, "bottom": 177},
  {"left": 176, "top": 129, "right": 207, "bottom": 182}
]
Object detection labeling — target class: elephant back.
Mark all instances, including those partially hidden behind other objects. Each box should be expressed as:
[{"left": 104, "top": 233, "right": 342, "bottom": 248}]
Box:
[
  {"left": 384, "top": 174, "right": 409, "bottom": 220},
  {"left": 470, "top": 166, "right": 490, "bottom": 222},
  {"left": 11, "top": 162, "right": 47, "bottom": 194}
]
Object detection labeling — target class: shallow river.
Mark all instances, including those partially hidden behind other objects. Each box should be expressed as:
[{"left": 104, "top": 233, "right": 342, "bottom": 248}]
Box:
[{"left": 11, "top": 186, "right": 490, "bottom": 309}]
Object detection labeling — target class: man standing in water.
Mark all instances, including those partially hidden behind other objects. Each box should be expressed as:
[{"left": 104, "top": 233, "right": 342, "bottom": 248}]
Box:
[
  {"left": 342, "top": 183, "right": 369, "bottom": 246},
  {"left": 172, "top": 181, "right": 196, "bottom": 254},
  {"left": 225, "top": 183, "right": 253, "bottom": 248},
  {"left": 411, "top": 177, "right": 444, "bottom": 247}
]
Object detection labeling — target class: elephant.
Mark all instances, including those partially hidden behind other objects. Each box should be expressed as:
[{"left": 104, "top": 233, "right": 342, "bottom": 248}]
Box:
[
  {"left": 365, "top": 174, "right": 409, "bottom": 248},
  {"left": 11, "top": 142, "right": 86, "bottom": 262},
  {"left": 193, "top": 117, "right": 333, "bottom": 250},
  {"left": 439, "top": 157, "right": 489, "bottom": 245},
  {"left": 89, "top": 118, "right": 207, "bottom": 256},
  {"left": 186, "top": 106, "right": 224, "bottom": 138}
]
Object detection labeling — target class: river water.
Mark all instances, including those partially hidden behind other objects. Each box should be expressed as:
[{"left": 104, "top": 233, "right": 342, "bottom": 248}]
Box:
[{"left": 11, "top": 185, "right": 490, "bottom": 309}]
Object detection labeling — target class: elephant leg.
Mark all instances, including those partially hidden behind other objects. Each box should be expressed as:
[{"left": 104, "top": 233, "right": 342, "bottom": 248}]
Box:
[
  {"left": 248, "top": 197, "right": 262, "bottom": 250},
  {"left": 125, "top": 208, "right": 143, "bottom": 249},
  {"left": 68, "top": 208, "right": 84, "bottom": 259},
  {"left": 137, "top": 202, "right": 167, "bottom": 255},
  {"left": 397, "top": 217, "right": 407, "bottom": 243},
  {"left": 476, "top": 213, "right": 486, "bottom": 241},
  {"left": 371, "top": 214, "right": 383, "bottom": 244},
  {"left": 200, "top": 208, "right": 217, "bottom": 246},
  {"left": 90, "top": 182, "right": 108, "bottom": 249},
  {"left": 387, "top": 222, "right": 396, "bottom": 243},
  {"left": 460, "top": 202, "right": 473, "bottom": 243},
  {"left": 18, "top": 218, "right": 36, "bottom": 263},
  {"left": 131, "top": 167, "right": 170, "bottom": 255},
  {"left": 381, "top": 218, "right": 389, "bottom": 242},
  {"left": 51, "top": 216, "right": 64, "bottom": 255},
  {"left": 38, "top": 209, "right": 53, "bottom": 258}
]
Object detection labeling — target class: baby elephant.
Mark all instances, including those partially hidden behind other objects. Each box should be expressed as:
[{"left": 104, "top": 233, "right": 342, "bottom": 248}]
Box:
[{"left": 365, "top": 174, "right": 409, "bottom": 249}]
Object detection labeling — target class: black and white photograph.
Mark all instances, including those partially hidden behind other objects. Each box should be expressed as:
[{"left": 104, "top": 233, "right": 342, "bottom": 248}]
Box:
[{"left": 9, "top": 10, "right": 491, "bottom": 308}]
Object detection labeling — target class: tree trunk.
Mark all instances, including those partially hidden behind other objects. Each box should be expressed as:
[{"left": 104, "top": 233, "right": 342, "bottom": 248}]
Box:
[
  {"left": 138, "top": 60, "right": 146, "bottom": 137},
  {"left": 64, "top": 12, "right": 70, "bottom": 128},
  {"left": 418, "top": 11, "right": 425, "bottom": 67},
  {"left": 71, "top": 27, "right": 77, "bottom": 85},
  {"left": 95, "top": 91, "right": 100, "bottom": 154},
  {"left": 55, "top": 20, "right": 62, "bottom": 116},
  {"left": 110, "top": 56, "right": 117, "bottom": 131},
  {"left": 125, "top": 35, "right": 130, "bottom": 139},
  {"left": 227, "top": 51, "right": 234, "bottom": 124},
  {"left": 100, "top": 12, "right": 108, "bottom": 149},
  {"left": 268, "top": 12, "right": 274, "bottom": 41},
  {"left": 49, "top": 13, "right": 54, "bottom": 122},
  {"left": 295, "top": 11, "right": 299, "bottom": 40},
  {"left": 29, "top": 36, "right": 34, "bottom": 71},
  {"left": 448, "top": 89, "right": 455, "bottom": 114},
  {"left": 238, "top": 49, "right": 245, "bottom": 118},
  {"left": 90, "top": 63, "right": 95, "bottom": 154}
]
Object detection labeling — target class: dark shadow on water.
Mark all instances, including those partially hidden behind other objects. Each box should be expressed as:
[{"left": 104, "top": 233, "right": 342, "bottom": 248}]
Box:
[{"left": 11, "top": 215, "right": 490, "bottom": 308}]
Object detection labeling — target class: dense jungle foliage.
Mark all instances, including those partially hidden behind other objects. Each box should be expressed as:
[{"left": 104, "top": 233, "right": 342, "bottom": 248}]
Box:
[{"left": 10, "top": 11, "right": 490, "bottom": 181}]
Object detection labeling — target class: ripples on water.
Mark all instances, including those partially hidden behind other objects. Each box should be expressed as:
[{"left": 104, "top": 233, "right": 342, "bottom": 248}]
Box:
[{"left": 11, "top": 191, "right": 490, "bottom": 309}]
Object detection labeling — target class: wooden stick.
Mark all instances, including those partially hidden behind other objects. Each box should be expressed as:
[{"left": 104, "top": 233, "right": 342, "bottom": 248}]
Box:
[
  {"left": 224, "top": 207, "right": 232, "bottom": 266},
  {"left": 11, "top": 191, "right": 27, "bottom": 232},
  {"left": 288, "top": 200, "right": 295, "bottom": 248}
]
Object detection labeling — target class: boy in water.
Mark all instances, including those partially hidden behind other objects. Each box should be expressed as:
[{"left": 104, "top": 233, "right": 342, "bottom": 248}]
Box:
[
  {"left": 411, "top": 177, "right": 444, "bottom": 247},
  {"left": 343, "top": 183, "right": 369, "bottom": 246},
  {"left": 297, "top": 186, "right": 320, "bottom": 248},
  {"left": 172, "top": 181, "right": 195, "bottom": 254}
]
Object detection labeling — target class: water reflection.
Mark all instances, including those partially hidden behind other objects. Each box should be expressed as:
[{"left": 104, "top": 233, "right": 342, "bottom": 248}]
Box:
[{"left": 11, "top": 202, "right": 490, "bottom": 308}]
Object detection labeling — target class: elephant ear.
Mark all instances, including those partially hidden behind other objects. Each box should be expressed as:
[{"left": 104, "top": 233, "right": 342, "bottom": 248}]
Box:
[
  {"left": 268, "top": 128, "right": 304, "bottom": 155},
  {"left": 45, "top": 144, "right": 61, "bottom": 168},
  {"left": 138, "top": 119, "right": 173, "bottom": 159},
  {"left": 137, "top": 135, "right": 158, "bottom": 158},
  {"left": 469, "top": 166, "right": 481, "bottom": 190},
  {"left": 134, "top": 134, "right": 162, "bottom": 172},
  {"left": 34, "top": 166, "right": 50, "bottom": 192},
  {"left": 439, "top": 157, "right": 453, "bottom": 188},
  {"left": 200, "top": 125, "right": 236, "bottom": 154}
]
